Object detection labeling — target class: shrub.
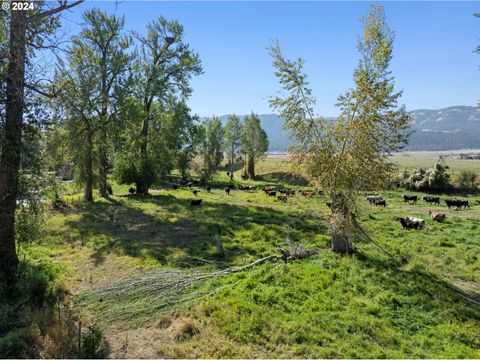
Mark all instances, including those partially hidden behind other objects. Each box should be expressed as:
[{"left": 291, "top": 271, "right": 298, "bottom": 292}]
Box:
[
  {"left": 114, "top": 155, "right": 157, "bottom": 192},
  {"left": 79, "top": 325, "right": 109, "bottom": 359},
  {"left": 457, "top": 170, "right": 477, "bottom": 192},
  {"left": 402, "top": 162, "right": 452, "bottom": 192},
  {"left": 0, "top": 325, "right": 41, "bottom": 358}
]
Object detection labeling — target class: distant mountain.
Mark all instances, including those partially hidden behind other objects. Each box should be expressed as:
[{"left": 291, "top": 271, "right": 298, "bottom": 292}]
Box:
[{"left": 215, "top": 106, "right": 480, "bottom": 152}]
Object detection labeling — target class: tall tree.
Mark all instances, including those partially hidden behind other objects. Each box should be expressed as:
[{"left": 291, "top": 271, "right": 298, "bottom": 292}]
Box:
[
  {"left": 132, "top": 17, "right": 202, "bottom": 194},
  {"left": 224, "top": 114, "right": 243, "bottom": 181},
  {"left": 0, "top": 1, "right": 84, "bottom": 285},
  {"left": 270, "top": 4, "right": 411, "bottom": 254},
  {"left": 57, "top": 9, "right": 129, "bottom": 201},
  {"left": 174, "top": 102, "right": 202, "bottom": 180},
  {"left": 243, "top": 112, "right": 268, "bottom": 179},
  {"left": 80, "top": 9, "right": 130, "bottom": 197},
  {"left": 199, "top": 116, "right": 224, "bottom": 181}
]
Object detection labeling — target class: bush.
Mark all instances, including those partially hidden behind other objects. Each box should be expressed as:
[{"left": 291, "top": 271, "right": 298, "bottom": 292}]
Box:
[
  {"left": 78, "top": 325, "right": 109, "bottom": 359},
  {"left": 114, "top": 155, "right": 157, "bottom": 192},
  {"left": 402, "top": 162, "right": 452, "bottom": 192},
  {"left": 457, "top": 170, "right": 477, "bottom": 192},
  {"left": 0, "top": 325, "right": 41, "bottom": 358}
]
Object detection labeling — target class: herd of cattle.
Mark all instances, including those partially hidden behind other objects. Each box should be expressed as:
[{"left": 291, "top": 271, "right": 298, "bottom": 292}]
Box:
[
  {"left": 130, "top": 182, "right": 473, "bottom": 231},
  {"left": 183, "top": 183, "right": 324, "bottom": 207},
  {"left": 366, "top": 193, "right": 472, "bottom": 230}
]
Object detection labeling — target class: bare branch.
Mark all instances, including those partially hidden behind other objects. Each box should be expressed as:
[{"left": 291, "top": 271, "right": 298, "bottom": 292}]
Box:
[{"left": 27, "top": 0, "right": 85, "bottom": 22}]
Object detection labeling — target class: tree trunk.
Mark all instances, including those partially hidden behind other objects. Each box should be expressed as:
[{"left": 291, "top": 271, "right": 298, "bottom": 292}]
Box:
[
  {"left": 0, "top": 10, "right": 27, "bottom": 285},
  {"left": 229, "top": 151, "right": 234, "bottom": 182},
  {"left": 84, "top": 128, "right": 94, "bottom": 203},
  {"left": 98, "top": 128, "right": 108, "bottom": 198},
  {"left": 247, "top": 155, "right": 255, "bottom": 179},
  {"left": 138, "top": 103, "right": 151, "bottom": 195},
  {"left": 98, "top": 53, "right": 109, "bottom": 198},
  {"left": 330, "top": 193, "right": 354, "bottom": 254},
  {"left": 331, "top": 231, "right": 353, "bottom": 254}
]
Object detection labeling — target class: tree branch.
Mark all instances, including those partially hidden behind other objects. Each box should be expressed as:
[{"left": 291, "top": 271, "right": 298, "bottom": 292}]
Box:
[{"left": 27, "top": 0, "right": 85, "bottom": 22}]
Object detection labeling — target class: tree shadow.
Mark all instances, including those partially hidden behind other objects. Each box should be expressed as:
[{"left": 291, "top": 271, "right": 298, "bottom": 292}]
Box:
[
  {"left": 64, "top": 193, "right": 328, "bottom": 268},
  {"left": 256, "top": 172, "right": 310, "bottom": 187},
  {"left": 354, "top": 250, "right": 480, "bottom": 323}
]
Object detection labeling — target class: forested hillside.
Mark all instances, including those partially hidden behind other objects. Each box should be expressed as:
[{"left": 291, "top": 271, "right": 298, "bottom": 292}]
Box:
[{"left": 224, "top": 106, "right": 480, "bottom": 152}]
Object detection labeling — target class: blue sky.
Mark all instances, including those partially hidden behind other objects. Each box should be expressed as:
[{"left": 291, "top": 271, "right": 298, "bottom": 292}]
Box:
[{"left": 59, "top": 1, "right": 479, "bottom": 117}]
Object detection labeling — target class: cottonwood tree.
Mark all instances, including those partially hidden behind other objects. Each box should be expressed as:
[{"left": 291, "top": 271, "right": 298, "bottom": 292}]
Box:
[
  {"left": 174, "top": 102, "right": 202, "bottom": 180},
  {"left": 199, "top": 116, "right": 224, "bottom": 181},
  {"left": 270, "top": 4, "right": 411, "bottom": 254},
  {"left": 0, "top": 0, "right": 84, "bottom": 285},
  {"left": 243, "top": 112, "right": 268, "bottom": 179},
  {"left": 124, "top": 17, "right": 202, "bottom": 195},
  {"left": 224, "top": 114, "right": 243, "bottom": 181},
  {"left": 57, "top": 9, "right": 129, "bottom": 201},
  {"left": 80, "top": 9, "right": 130, "bottom": 198}
]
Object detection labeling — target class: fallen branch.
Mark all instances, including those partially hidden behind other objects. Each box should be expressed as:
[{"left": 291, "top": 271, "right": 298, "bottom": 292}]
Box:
[{"left": 77, "top": 247, "right": 318, "bottom": 322}]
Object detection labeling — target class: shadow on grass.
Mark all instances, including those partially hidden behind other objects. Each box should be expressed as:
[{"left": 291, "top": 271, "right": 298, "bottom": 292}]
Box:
[
  {"left": 355, "top": 250, "right": 480, "bottom": 323},
  {"left": 64, "top": 193, "right": 328, "bottom": 268},
  {"left": 256, "top": 172, "right": 310, "bottom": 187}
]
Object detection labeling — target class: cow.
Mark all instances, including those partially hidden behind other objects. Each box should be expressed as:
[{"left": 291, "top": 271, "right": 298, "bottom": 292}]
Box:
[
  {"left": 225, "top": 187, "right": 231, "bottom": 195},
  {"left": 446, "top": 199, "right": 471, "bottom": 210},
  {"left": 398, "top": 216, "right": 425, "bottom": 230},
  {"left": 277, "top": 195, "right": 288, "bottom": 203},
  {"left": 423, "top": 196, "right": 440, "bottom": 205},
  {"left": 172, "top": 184, "right": 178, "bottom": 190},
  {"left": 128, "top": 187, "right": 136, "bottom": 194},
  {"left": 326, "top": 201, "right": 332, "bottom": 208},
  {"left": 267, "top": 191, "right": 277, "bottom": 197},
  {"left": 263, "top": 186, "right": 277, "bottom": 193},
  {"left": 374, "top": 199, "right": 386, "bottom": 207},
  {"left": 366, "top": 195, "right": 382, "bottom": 204},
  {"left": 403, "top": 195, "right": 418, "bottom": 203},
  {"left": 190, "top": 199, "right": 202, "bottom": 207},
  {"left": 241, "top": 174, "right": 249, "bottom": 180},
  {"left": 192, "top": 190, "right": 199, "bottom": 196},
  {"left": 301, "top": 191, "right": 315, "bottom": 198},
  {"left": 206, "top": 186, "right": 211, "bottom": 193},
  {"left": 188, "top": 182, "right": 193, "bottom": 189},
  {"left": 429, "top": 211, "right": 446, "bottom": 222}
]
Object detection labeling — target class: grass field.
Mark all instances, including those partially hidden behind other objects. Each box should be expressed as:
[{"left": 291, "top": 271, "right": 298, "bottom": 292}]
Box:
[{"left": 18, "top": 156, "right": 480, "bottom": 358}]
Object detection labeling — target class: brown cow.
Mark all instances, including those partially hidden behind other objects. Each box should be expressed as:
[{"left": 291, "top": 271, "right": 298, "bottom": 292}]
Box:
[{"left": 277, "top": 195, "right": 288, "bottom": 203}]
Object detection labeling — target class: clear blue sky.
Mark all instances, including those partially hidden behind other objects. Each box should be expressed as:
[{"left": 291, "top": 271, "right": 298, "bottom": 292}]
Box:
[{"left": 59, "top": 1, "right": 479, "bottom": 117}]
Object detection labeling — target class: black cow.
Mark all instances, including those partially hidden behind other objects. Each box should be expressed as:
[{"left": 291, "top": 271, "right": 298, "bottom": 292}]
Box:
[
  {"left": 128, "top": 187, "right": 136, "bottom": 194},
  {"left": 403, "top": 195, "right": 418, "bottom": 203},
  {"left": 192, "top": 190, "right": 199, "bottom": 196},
  {"left": 190, "top": 199, "right": 202, "bottom": 207},
  {"left": 446, "top": 199, "right": 471, "bottom": 210},
  {"left": 267, "top": 191, "right": 277, "bottom": 197},
  {"left": 423, "top": 196, "right": 440, "bottom": 205},
  {"left": 225, "top": 187, "right": 231, "bottom": 195},
  {"left": 172, "top": 184, "right": 178, "bottom": 190},
  {"left": 206, "top": 186, "right": 211, "bottom": 193},
  {"left": 374, "top": 199, "right": 386, "bottom": 207}
]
